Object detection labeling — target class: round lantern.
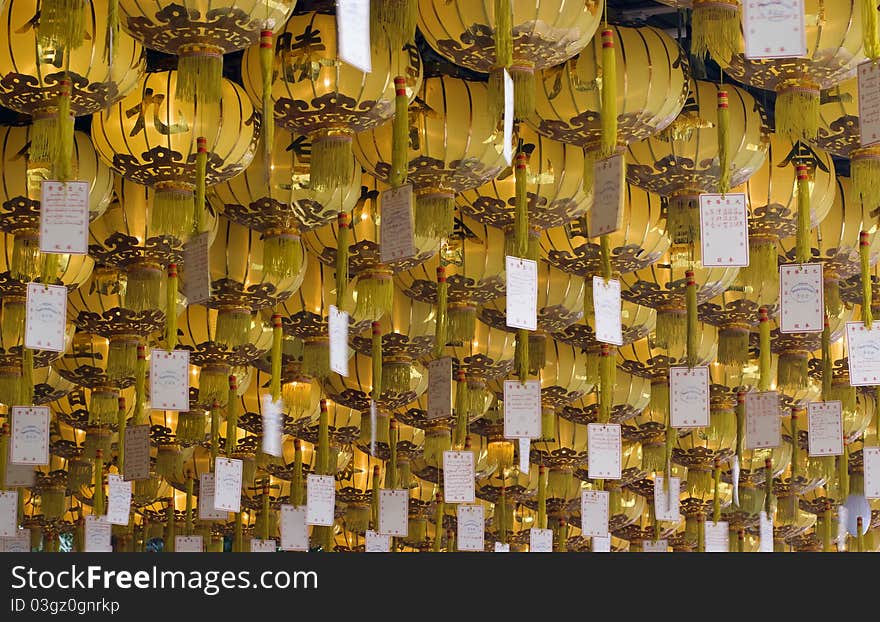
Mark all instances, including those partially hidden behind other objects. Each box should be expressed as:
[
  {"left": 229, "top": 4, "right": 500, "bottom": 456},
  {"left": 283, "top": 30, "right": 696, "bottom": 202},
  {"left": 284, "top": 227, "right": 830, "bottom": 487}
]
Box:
[
  {"left": 354, "top": 75, "right": 507, "bottom": 243},
  {"left": 241, "top": 11, "right": 423, "bottom": 192},
  {"left": 91, "top": 70, "right": 259, "bottom": 243},
  {"left": 416, "top": 0, "right": 601, "bottom": 120}
]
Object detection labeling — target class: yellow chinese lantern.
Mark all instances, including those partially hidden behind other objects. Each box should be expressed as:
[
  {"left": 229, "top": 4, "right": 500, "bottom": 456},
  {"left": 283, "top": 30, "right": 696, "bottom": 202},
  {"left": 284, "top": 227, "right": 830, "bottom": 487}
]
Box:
[
  {"left": 91, "top": 70, "right": 259, "bottom": 243},
  {"left": 241, "top": 11, "right": 423, "bottom": 193}
]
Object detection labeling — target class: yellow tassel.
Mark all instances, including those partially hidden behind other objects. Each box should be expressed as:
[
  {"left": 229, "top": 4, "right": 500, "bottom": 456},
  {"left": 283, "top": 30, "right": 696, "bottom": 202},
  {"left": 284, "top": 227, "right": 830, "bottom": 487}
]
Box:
[
  {"left": 509, "top": 64, "right": 536, "bottom": 121},
  {"left": 454, "top": 371, "right": 468, "bottom": 446},
  {"left": 310, "top": 129, "right": 354, "bottom": 193},
  {"left": 94, "top": 449, "right": 105, "bottom": 516},
  {"left": 718, "top": 89, "right": 731, "bottom": 194},
  {"left": 585, "top": 348, "right": 600, "bottom": 386},
  {"left": 391, "top": 76, "right": 409, "bottom": 189},
  {"left": 515, "top": 329, "right": 529, "bottom": 382},
  {"left": 599, "top": 343, "right": 615, "bottom": 424},
  {"left": 176, "top": 411, "right": 206, "bottom": 446},
  {"left": 415, "top": 192, "right": 455, "bottom": 244},
  {"left": 371, "top": 322, "right": 383, "bottom": 401},
  {"left": 89, "top": 389, "right": 118, "bottom": 426},
  {"left": 736, "top": 236, "right": 778, "bottom": 302},
  {"left": 371, "top": 0, "right": 418, "bottom": 49},
  {"left": 433, "top": 493, "right": 444, "bottom": 551},
  {"left": 654, "top": 308, "right": 687, "bottom": 351},
  {"left": 691, "top": 0, "right": 741, "bottom": 66},
  {"left": 260, "top": 30, "right": 274, "bottom": 176},
  {"left": 21, "top": 347, "right": 34, "bottom": 406},
  {"left": 270, "top": 314, "right": 282, "bottom": 402},
  {"left": 514, "top": 153, "right": 529, "bottom": 257},
  {"left": 821, "top": 316, "right": 832, "bottom": 400},
  {"left": 583, "top": 279, "right": 595, "bottom": 329},
  {"left": 55, "top": 79, "right": 74, "bottom": 182},
  {"left": 166, "top": 503, "right": 176, "bottom": 552},
  {"left": 166, "top": 264, "right": 178, "bottom": 351},
  {"left": 225, "top": 375, "right": 239, "bottom": 456},
  {"left": 495, "top": 0, "right": 513, "bottom": 69},
  {"left": 383, "top": 360, "right": 412, "bottom": 395},
  {"left": 434, "top": 266, "right": 448, "bottom": 358},
  {"left": 194, "top": 137, "right": 208, "bottom": 234},
  {"left": 197, "top": 365, "right": 230, "bottom": 408},
  {"left": 582, "top": 149, "right": 596, "bottom": 198},
  {"left": 318, "top": 399, "right": 330, "bottom": 475},
  {"left": 291, "top": 439, "right": 304, "bottom": 506},
  {"left": 863, "top": 0, "right": 880, "bottom": 61},
  {"left": 354, "top": 268, "right": 394, "bottom": 322},
  {"left": 40, "top": 253, "right": 62, "bottom": 285},
  {"left": 600, "top": 29, "right": 617, "bottom": 158},
  {"left": 775, "top": 81, "right": 820, "bottom": 142},
  {"left": 107, "top": 336, "right": 139, "bottom": 381},
  {"left": 686, "top": 270, "right": 698, "bottom": 368},
  {"left": 758, "top": 307, "right": 771, "bottom": 392},
  {"left": 151, "top": 183, "right": 194, "bottom": 242},
  {"left": 852, "top": 147, "right": 880, "bottom": 215},
  {"left": 763, "top": 457, "right": 774, "bottom": 517},
  {"left": 788, "top": 406, "right": 799, "bottom": 479},
  {"left": 600, "top": 235, "right": 612, "bottom": 281},
  {"left": 11, "top": 233, "right": 39, "bottom": 282},
  {"left": 29, "top": 111, "right": 58, "bottom": 165},
  {"left": 38, "top": 0, "right": 86, "bottom": 52},
  {"left": 176, "top": 44, "right": 224, "bottom": 108},
  {"left": 335, "top": 213, "right": 350, "bottom": 308},
  {"left": 1, "top": 297, "right": 25, "bottom": 349},
  {"left": 0, "top": 425, "right": 8, "bottom": 494},
  {"left": 448, "top": 304, "right": 476, "bottom": 344},
  {"left": 713, "top": 458, "right": 722, "bottom": 523},
  {"left": 125, "top": 262, "right": 163, "bottom": 313},
  {"left": 302, "top": 338, "right": 331, "bottom": 379},
  {"left": 795, "top": 164, "right": 812, "bottom": 264},
  {"left": 106, "top": 0, "right": 119, "bottom": 63},
  {"left": 777, "top": 351, "right": 809, "bottom": 392},
  {"left": 529, "top": 332, "right": 547, "bottom": 373},
  {"left": 862, "top": 231, "right": 874, "bottom": 329},
  {"left": 215, "top": 307, "right": 252, "bottom": 349},
  {"left": 263, "top": 230, "right": 303, "bottom": 280},
  {"left": 718, "top": 325, "right": 750, "bottom": 367}
]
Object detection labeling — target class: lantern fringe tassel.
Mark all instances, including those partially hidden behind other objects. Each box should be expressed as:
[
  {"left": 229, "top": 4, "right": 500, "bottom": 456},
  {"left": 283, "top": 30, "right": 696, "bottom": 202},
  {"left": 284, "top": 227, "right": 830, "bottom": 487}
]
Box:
[
  {"left": 29, "top": 113, "right": 57, "bottom": 166},
  {"left": 68, "top": 460, "right": 92, "bottom": 490},
  {"left": 176, "top": 412, "right": 207, "bottom": 446},
  {"left": 415, "top": 193, "right": 455, "bottom": 243},
  {"left": 448, "top": 305, "right": 476, "bottom": 344},
  {"left": 583, "top": 279, "right": 595, "bottom": 329},
  {"left": 863, "top": 0, "right": 880, "bottom": 61},
  {"left": 599, "top": 345, "right": 615, "bottom": 423},
  {"left": 585, "top": 350, "right": 600, "bottom": 387},
  {"left": 515, "top": 329, "right": 529, "bottom": 382},
  {"left": 796, "top": 165, "right": 811, "bottom": 264},
  {"left": 41, "top": 252, "right": 62, "bottom": 285},
  {"left": 829, "top": 382, "right": 857, "bottom": 416},
  {"left": 582, "top": 149, "right": 596, "bottom": 197},
  {"left": 355, "top": 272, "right": 393, "bottom": 322},
  {"left": 861, "top": 231, "right": 874, "bottom": 328},
  {"left": 852, "top": 150, "right": 880, "bottom": 214},
  {"left": 383, "top": 363, "right": 411, "bottom": 395},
  {"left": 718, "top": 326, "right": 750, "bottom": 367},
  {"left": 263, "top": 232, "right": 303, "bottom": 280},
  {"left": 1, "top": 299, "right": 25, "bottom": 346},
  {"left": 106, "top": 0, "right": 119, "bottom": 62},
  {"left": 215, "top": 308, "right": 251, "bottom": 349},
  {"left": 777, "top": 352, "right": 809, "bottom": 392},
  {"left": 649, "top": 381, "right": 669, "bottom": 421},
  {"left": 775, "top": 83, "right": 819, "bottom": 142},
  {"left": 371, "top": 0, "right": 418, "bottom": 49},
  {"left": 310, "top": 132, "right": 354, "bottom": 193},
  {"left": 152, "top": 187, "right": 194, "bottom": 242},
  {"left": 434, "top": 267, "right": 448, "bottom": 357},
  {"left": 55, "top": 82, "right": 74, "bottom": 182},
  {"left": 107, "top": 339, "right": 138, "bottom": 381},
  {"left": 335, "top": 213, "right": 350, "bottom": 308},
  {"left": 125, "top": 264, "right": 162, "bottom": 313},
  {"left": 0, "top": 372, "right": 20, "bottom": 411},
  {"left": 89, "top": 391, "right": 119, "bottom": 426},
  {"left": 642, "top": 443, "right": 666, "bottom": 474},
  {"left": 737, "top": 237, "right": 778, "bottom": 299},
  {"left": 302, "top": 339, "right": 331, "bottom": 379},
  {"left": 456, "top": 379, "right": 488, "bottom": 421},
  {"left": 38, "top": 0, "right": 86, "bottom": 52},
  {"left": 198, "top": 368, "right": 230, "bottom": 408},
  {"left": 529, "top": 333, "right": 547, "bottom": 373},
  {"left": 655, "top": 308, "right": 686, "bottom": 352},
  {"left": 176, "top": 47, "right": 224, "bottom": 108},
  {"left": 686, "top": 271, "right": 698, "bottom": 367},
  {"left": 20, "top": 347, "right": 33, "bottom": 406},
  {"left": 690, "top": 1, "right": 740, "bottom": 66},
  {"left": 758, "top": 307, "right": 771, "bottom": 392},
  {"left": 488, "top": 65, "right": 536, "bottom": 125},
  {"left": 11, "top": 235, "right": 38, "bottom": 282},
  {"left": 825, "top": 277, "right": 842, "bottom": 318}
]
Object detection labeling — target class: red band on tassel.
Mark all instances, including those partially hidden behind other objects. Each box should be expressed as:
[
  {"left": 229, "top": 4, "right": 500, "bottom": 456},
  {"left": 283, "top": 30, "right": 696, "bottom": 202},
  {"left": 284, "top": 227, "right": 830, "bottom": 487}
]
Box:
[
  {"left": 167, "top": 263, "right": 178, "bottom": 278},
  {"left": 601, "top": 29, "right": 614, "bottom": 48},
  {"left": 436, "top": 266, "right": 446, "bottom": 283},
  {"left": 372, "top": 321, "right": 381, "bottom": 335},
  {"left": 228, "top": 375, "right": 238, "bottom": 391},
  {"left": 394, "top": 76, "right": 407, "bottom": 96},
  {"left": 685, "top": 270, "right": 696, "bottom": 287},
  {"left": 271, "top": 313, "right": 282, "bottom": 328},
  {"left": 515, "top": 153, "right": 527, "bottom": 169},
  {"left": 260, "top": 29, "right": 273, "bottom": 47},
  {"left": 717, "top": 91, "right": 729, "bottom": 108},
  {"left": 758, "top": 306, "right": 769, "bottom": 323},
  {"left": 796, "top": 163, "right": 809, "bottom": 181},
  {"left": 197, "top": 136, "right": 208, "bottom": 154},
  {"left": 118, "top": 397, "right": 126, "bottom": 410},
  {"left": 320, "top": 399, "right": 328, "bottom": 412},
  {"left": 456, "top": 369, "right": 466, "bottom": 382},
  {"left": 337, "top": 212, "right": 350, "bottom": 229},
  {"left": 137, "top": 344, "right": 146, "bottom": 360},
  {"left": 861, "top": 230, "right": 870, "bottom": 247}
]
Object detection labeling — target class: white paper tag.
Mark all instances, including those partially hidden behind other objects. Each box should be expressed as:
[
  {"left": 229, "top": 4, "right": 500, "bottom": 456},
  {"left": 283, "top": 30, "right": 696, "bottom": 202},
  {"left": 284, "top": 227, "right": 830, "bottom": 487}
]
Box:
[
  {"left": 503, "top": 69, "right": 514, "bottom": 166},
  {"left": 380, "top": 185, "right": 416, "bottom": 263},
  {"left": 123, "top": 425, "right": 151, "bottom": 481},
  {"left": 213, "top": 457, "right": 243, "bottom": 513},
  {"left": 846, "top": 321, "right": 880, "bottom": 385},
  {"left": 865, "top": 446, "right": 880, "bottom": 499},
  {"left": 591, "top": 154, "right": 625, "bottom": 236},
  {"left": 84, "top": 514, "right": 112, "bottom": 552},
  {"left": 183, "top": 231, "right": 211, "bottom": 304},
  {"left": 580, "top": 490, "right": 610, "bottom": 537},
  {"left": 149, "top": 349, "right": 190, "bottom": 412},
  {"left": 175, "top": 536, "right": 204, "bottom": 552},
  {"left": 529, "top": 528, "right": 553, "bottom": 552},
  {"left": 456, "top": 504, "right": 484, "bottom": 552},
  {"left": 198, "top": 473, "right": 229, "bottom": 521},
  {"left": 10, "top": 406, "right": 50, "bottom": 465},
  {"left": 494, "top": 542, "right": 510, "bottom": 552},
  {"left": 807, "top": 401, "right": 844, "bottom": 457},
  {"left": 443, "top": 450, "right": 475, "bottom": 504},
  {"left": 742, "top": 0, "right": 806, "bottom": 59},
  {"left": 653, "top": 476, "right": 681, "bottom": 522},
  {"left": 280, "top": 505, "right": 309, "bottom": 551},
  {"left": 306, "top": 474, "right": 336, "bottom": 526},
  {"left": 336, "top": 0, "right": 371, "bottom": 73},
  {"left": 427, "top": 358, "right": 453, "bottom": 420},
  {"left": 759, "top": 511, "right": 774, "bottom": 552},
  {"left": 25, "top": 282, "right": 66, "bottom": 352},
  {"left": 518, "top": 438, "right": 530, "bottom": 474},
  {"left": 250, "top": 539, "right": 276, "bottom": 553},
  {"left": 378, "top": 489, "right": 409, "bottom": 537},
  {"left": 704, "top": 520, "right": 730, "bottom": 552},
  {"left": 260, "top": 393, "right": 283, "bottom": 458},
  {"left": 103, "top": 474, "right": 132, "bottom": 526},
  {"left": 0, "top": 490, "right": 18, "bottom": 537},
  {"left": 642, "top": 539, "right": 668, "bottom": 552},
  {"left": 699, "top": 193, "right": 749, "bottom": 266},
  {"left": 365, "top": 530, "right": 391, "bottom": 552},
  {"left": 505, "top": 256, "right": 538, "bottom": 331},
  {"left": 329, "top": 305, "right": 349, "bottom": 377},
  {"left": 669, "top": 366, "right": 710, "bottom": 428},
  {"left": 745, "top": 391, "right": 781, "bottom": 449},
  {"left": 731, "top": 455, "right": 741, "bottom": 507},
  {"left": 859, "top": 61, "right": 880, "bottom": 147},
  {"left": 779, "top": 263, "right": 824, "bottom": 333},
  {"left": 587, "top": 423, "right": 622, "bottom": 480},
  {"left": 592, "top": 276, "right": 623, "bottom": 346},
  {"left": 503, "top": 380, "right": 542, "bottom": 439},
  {"left": 4, "top": 461, "right": 35, "bottom": 488},
  {"left": 39, "top": 180, "right": 89, "bottom": 254},
  {"left": 0, "top": 530, "right": 30, "bottom": 552},
  {"left": 592, "top": 535, "right": 611, "bottom": 552}
]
